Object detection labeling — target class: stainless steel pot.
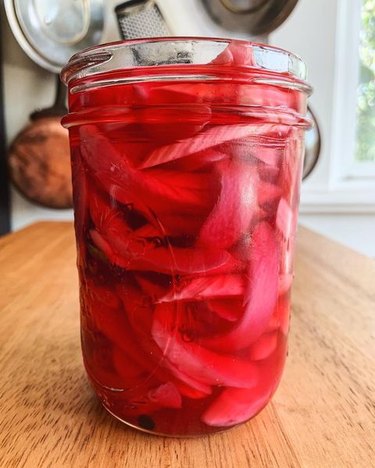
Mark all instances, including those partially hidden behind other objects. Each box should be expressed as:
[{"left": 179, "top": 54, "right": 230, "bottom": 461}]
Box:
[
  {"left": 201, "top": 0, "right": 298, "bottom": 35},
  {"left": 4, "top": 0, "right": 105, "bottom": 73}
]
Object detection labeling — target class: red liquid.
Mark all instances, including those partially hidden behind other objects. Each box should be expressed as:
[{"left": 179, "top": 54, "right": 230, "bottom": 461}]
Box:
[{"left": 66, "top": 60, "right": 304, "bottom": 436}]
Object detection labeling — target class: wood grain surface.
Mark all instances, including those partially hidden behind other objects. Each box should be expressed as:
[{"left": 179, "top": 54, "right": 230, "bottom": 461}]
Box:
[{"left": 0, "top": 222, "right": 374, "bottom": 468}]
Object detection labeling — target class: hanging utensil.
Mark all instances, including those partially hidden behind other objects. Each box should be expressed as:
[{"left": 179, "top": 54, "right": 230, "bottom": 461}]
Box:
[
  {"left": 201, "top": 0, "right": 298, "bottom": 36},
  {"left": 4, "top": 0, "right": 105, "bottom": 208},
  {"left": 4, "top": 0, "right": 105, "bottom": 74},
  {"left": 7, "top": 76, "right": 72, "bottom": 209},
  {"left": 303, "top": 106, "right": 321, "bottom": 179},
  {"left": 115, "top": 0, "right": 171, "bottom": 40}
]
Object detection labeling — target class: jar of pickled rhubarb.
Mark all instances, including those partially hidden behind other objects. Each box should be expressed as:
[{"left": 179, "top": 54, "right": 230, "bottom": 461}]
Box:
[{"left": 61, "top": 38, "right": 312, "bottom": 436}]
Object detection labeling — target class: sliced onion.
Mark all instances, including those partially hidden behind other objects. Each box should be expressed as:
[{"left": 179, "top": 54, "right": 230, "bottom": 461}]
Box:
[
  {"left": 152, "top": 304, "right": 259, "bottom": 389},
  {"left": 207, "top": 298, "right": 244, "bottom": 322},
  {"left": 201, "top": 386, "right": 270, "bottom": 427},
  {"left": 157, "top": 274, "right": 244, "bottom": 303},
  {"left": 276, "top": 197, "right": 294, "bottom": 239},
  {"left": 147, "top": 382, "right": 182, "bottom": 409},
  {"left": 140, "top": 124, "right": 271, "bottom": 169},
  {"left": 198, "top": 159, "right": 258, "bottom": 249},
  {"left": 248, "top": 332, "right": 279, "bottom": 361},
  {"left": 200, "top": 222, "right": 280, "bottom": 351}
]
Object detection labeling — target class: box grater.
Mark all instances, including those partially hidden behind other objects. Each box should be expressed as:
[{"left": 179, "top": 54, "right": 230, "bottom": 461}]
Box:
[{"left": 115, "top": 0, "right": 171, "bottom": 40}]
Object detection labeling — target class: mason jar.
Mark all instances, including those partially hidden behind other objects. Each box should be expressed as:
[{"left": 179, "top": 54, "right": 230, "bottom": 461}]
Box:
[{"left": 61, "top": 37, "right": 312, "bottom": 436}]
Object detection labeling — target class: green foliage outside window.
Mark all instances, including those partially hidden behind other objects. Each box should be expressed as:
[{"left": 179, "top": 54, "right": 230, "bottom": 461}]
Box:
[{"left": 356, "top": 0, "right": 375, "bottom": 161}]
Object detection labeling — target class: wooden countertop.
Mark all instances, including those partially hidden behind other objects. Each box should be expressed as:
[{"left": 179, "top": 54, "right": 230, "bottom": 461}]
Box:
[{"left": 0, "top": 222, "right": 374, "bottom": 468}]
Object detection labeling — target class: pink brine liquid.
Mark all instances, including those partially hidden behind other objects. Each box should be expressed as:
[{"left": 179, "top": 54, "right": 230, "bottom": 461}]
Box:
[{"left": 64, "top": 41, "right": 307, "bottom": 436}]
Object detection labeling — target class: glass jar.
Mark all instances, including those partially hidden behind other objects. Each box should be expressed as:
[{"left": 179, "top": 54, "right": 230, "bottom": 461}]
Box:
[{"left": 61, "top": 38, "right": 311, "bottom": 437}]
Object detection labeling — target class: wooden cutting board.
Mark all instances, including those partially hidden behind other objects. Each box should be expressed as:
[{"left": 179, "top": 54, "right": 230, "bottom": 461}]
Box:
[{"left": 0, "top": 222, "right": 374, "bottom": 467}]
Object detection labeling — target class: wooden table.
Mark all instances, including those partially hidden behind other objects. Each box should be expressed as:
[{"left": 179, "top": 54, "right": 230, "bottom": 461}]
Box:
[{"left": 0, "top": 222, "right": 374, "bottom": 468}]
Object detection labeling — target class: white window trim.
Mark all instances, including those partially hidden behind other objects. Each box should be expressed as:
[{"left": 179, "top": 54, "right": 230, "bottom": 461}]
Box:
[{"left": 301, "top": 0, "right": 375, "bottom": 214}]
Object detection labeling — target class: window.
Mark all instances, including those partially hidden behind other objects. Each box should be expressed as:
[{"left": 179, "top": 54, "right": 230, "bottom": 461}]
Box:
[
  {"left": 299, "top": 0, "right": 375, "bottom": 215},
  {"left": 355, "top": 0, "right": 375, "bottom": 164},
  {"left": 330, "top": 0, "right": 375, "bottom": 183}
]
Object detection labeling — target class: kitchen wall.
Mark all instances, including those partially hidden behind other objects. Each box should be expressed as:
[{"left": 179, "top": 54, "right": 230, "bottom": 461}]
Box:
[{"left": 1, "top": 0, "right": 374, "bottom": 256}]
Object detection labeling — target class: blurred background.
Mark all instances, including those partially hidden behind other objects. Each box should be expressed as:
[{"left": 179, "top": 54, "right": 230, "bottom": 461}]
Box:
[{"left": 1, "top": 0, "right": 374, "bottom": 256}]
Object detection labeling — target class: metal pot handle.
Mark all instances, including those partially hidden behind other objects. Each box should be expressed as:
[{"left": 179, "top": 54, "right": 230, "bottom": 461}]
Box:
[{"left": 302, "top": 105, "right": 321, "bottom": 180}]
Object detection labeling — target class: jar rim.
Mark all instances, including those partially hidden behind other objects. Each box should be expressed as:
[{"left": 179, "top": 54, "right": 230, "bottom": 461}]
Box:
[{"left": 61, "top": 37, "right": 312, "bottom": 95}]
